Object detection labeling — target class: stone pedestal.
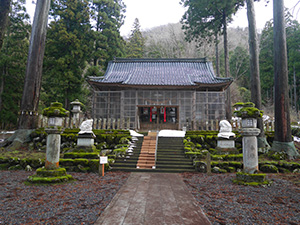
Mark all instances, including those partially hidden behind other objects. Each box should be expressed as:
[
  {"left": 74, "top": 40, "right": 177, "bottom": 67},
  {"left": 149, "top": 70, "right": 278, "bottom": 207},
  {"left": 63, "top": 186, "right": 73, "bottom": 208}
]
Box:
[
  {"left": 216, "top": 120, "right": 236, "bottom": 153},
  {"left": 241, "top": 128, "right": 260, "bottom": 174},
  {"left": 77, "top": 132, "right": 95, "bottom": 147},
  {"left": 45, "top": 128, "right": 61, "bottom": 169},
  {"left": 217, "top": 138, "right": 235, "bottom": 148}
]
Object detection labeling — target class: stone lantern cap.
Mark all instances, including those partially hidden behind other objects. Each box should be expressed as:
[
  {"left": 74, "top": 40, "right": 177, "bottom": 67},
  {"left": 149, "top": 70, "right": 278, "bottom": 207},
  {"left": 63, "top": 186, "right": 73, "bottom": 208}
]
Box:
[
  {"left": 233, "top": 102, "right": 263, "bottom": 119},
  {"left": 71, "top": 99, "right": 83, "bottom": 113},
  {"left": 42, "top": 102, "right": 69, "bottom": 117}
]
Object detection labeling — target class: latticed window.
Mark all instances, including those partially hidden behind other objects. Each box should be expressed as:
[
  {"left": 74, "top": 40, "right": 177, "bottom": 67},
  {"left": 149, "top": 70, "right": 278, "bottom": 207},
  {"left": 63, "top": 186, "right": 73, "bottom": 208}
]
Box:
[{"left": 93, "top": 89, "right": 226, "bottom": 130}]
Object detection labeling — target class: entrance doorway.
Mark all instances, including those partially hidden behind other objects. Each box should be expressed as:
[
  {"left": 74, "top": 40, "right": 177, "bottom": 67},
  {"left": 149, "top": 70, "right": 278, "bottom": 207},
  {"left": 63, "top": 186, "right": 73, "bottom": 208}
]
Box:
[{"left": 138, "top": 106, "right": 178, "bottom": 130}]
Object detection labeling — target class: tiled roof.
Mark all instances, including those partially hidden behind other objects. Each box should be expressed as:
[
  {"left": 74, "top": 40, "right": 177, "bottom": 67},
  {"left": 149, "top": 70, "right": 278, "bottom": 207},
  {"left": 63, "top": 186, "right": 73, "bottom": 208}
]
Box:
[{"left": 89, "top": 58, "right": 232, "bottom": 87}]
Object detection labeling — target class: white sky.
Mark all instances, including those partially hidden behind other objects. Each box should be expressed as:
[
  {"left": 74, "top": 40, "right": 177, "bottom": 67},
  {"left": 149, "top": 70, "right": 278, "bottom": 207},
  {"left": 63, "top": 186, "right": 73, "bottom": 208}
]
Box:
[{"left": 25, "top": 0, "right": 300, "bottom": 36}]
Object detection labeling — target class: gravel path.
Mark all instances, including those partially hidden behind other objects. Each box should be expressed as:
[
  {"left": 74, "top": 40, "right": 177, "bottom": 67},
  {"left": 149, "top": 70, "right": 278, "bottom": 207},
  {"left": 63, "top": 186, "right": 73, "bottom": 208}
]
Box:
[
  {"left": 0, "top": 171, "right": 129, "bottom": 225},
  {"left": 181, "top": 173, "right": 300, "bottom": 225},
  {"left": 1, "top": 171, "right": 299, "bottom": 225}
]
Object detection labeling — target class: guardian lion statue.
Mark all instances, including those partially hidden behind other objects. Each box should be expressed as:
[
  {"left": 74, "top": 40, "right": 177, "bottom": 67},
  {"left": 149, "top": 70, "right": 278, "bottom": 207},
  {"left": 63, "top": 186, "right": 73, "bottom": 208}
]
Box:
[{"left": 79, "top": 119, "right": 93, "bottom": 134}]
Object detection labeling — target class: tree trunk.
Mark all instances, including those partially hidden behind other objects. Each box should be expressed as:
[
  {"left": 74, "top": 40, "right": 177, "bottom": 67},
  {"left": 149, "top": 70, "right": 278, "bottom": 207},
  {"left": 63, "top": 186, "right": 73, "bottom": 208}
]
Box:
[
  {"left": 18, "top": 0, "right": 51, "bottom": 129},
  {"left": 215, "top": 33, "right": 220, "bottom": 76},
  {"left": 0, "top": 0, "right": 11, "bottom": 51},
  {"left": 273, "top": 0, "right": 299, "bottom": 158},
  {"left": 246, "top": 0, "right": 266, "bottom": 140},
  {"left": 223, "top": 12, "right": 231, "bottom": 120},
  {"left": 293, "top": 64, "right": 298, "bottom": 115}
]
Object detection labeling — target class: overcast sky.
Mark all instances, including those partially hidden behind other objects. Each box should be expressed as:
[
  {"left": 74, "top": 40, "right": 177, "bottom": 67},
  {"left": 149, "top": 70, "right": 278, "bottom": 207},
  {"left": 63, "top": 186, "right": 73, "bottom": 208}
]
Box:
[{"left": 25, "top": 0, "right": 300, "bottom": 36}]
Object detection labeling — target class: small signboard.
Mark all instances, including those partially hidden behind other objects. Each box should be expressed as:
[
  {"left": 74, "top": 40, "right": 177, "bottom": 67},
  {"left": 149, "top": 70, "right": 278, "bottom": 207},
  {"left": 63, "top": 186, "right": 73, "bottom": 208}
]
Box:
[{"left": 100, "top": 156, "right": 108, "bottom": 164}]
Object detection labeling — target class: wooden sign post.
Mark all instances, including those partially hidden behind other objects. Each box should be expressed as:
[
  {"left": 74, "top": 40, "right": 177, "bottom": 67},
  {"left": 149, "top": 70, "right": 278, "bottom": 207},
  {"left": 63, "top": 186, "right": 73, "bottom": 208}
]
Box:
[{"left": 99, "top": 156, "right": 108, "bottom": 177}]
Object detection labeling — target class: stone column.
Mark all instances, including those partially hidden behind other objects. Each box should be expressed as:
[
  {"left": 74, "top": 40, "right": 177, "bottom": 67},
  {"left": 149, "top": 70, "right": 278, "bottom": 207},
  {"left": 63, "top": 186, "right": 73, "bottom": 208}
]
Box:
[
  {"left": 45, "top": 117, "right": 63, "bottom": 169},
  {"left": 241, "top": 127, "right": 260, "bottom": 174},
  {"left": 45, "top": 128, "right": 61, "bottom": 169}
]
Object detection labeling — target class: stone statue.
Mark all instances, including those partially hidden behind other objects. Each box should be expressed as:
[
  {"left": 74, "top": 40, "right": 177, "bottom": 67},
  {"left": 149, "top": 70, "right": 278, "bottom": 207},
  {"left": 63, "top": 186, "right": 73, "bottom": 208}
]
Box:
[
  {"left": 217, "top": 120, "right": 235, "bottom": 139},
  {"left": 79, "top": 119, "right": 93, "bottom": 134}
]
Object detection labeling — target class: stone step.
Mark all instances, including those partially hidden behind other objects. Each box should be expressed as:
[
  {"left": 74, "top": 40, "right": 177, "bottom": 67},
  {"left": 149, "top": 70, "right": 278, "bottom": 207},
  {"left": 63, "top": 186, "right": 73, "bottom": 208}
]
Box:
[
  {"left": 156, "top": 164, "right": 194, "bottom": 169},
  {"left": 111, "top": 167, "right": 195, "bottom": 173},
  {"left": 156, "top": 160, "right": 193, "bottom": 165}
]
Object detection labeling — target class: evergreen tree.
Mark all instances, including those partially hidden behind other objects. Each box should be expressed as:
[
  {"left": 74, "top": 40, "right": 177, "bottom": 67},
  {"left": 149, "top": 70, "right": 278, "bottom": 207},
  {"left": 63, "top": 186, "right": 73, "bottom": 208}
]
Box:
[
  {"left": 126, "top": 18, "right": 145, "bottom": 58},
  {"left": 90, "top": 0, "right": 126, "bottom": 69},
  {"left": 260, "top": 14, "right": 300, "bottom": 106},
  {"left": 273, "top": 0, "right": 299, "bottom": 158},
  {"left": 181, "top": 0, "right": 244, "bottom": 119},
  {"left": 0, "top": 0, "right": 30, "bottom": 128},
  {"left": 42, "top": 0, "right": 92, "bottom": 109},
  {"left": 0, "top": 0, "right": 11, "bottom": 50},
  {"left": 18, "top": 0, "right": 51, "bottom": 129}
]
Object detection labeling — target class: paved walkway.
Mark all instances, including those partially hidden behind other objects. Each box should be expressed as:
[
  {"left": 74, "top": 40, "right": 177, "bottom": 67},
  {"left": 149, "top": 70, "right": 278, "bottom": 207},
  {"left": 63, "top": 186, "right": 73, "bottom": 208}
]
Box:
[{"left": 95, "top": 173, "right": 211, "bottom": 225}]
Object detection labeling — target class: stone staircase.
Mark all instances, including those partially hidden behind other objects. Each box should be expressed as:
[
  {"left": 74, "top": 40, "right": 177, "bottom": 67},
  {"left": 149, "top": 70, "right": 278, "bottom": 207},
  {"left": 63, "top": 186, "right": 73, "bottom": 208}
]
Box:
[
  {"left": 111, "top": 137, "right": 144, "bottom": 171},
  {"left": 155, "top": 137, "right": 194, "bottom": 172},
  {"left": 112, "top": 135, "right": 194, "bottom": 173},
  {"left": 136, "top": 132, "right": 157, "bottom": 169}
]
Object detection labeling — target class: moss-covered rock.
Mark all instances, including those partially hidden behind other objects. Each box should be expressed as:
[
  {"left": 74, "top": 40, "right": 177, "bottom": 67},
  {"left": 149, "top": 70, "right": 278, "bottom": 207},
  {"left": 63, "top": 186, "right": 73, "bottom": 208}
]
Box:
[
  {"left": 73, "top": 158, "right": 89, "bottom": 166},
  {"left": 88, "top": 159, "right": 99, "bottom": 172},
  {"left": 260, "top": 164, "right": 279, "bottom": 173},
  {"left": 63, "top": 152, "right": 99, "bottom": 159},
  {"left": 212, "top": 166, "right": 227, "bottom": 173},
  {"left": 194, "top": 161, "right": 207, "bottom": 172},
  {"left": 36, "top": 167, "right": 67, "bottom": 177},
  {"left": 27, "top": 167, "right": 74, "bottom": 184},
  {"left": 0, "top": 163, "right": 9, "bottom": 170},
  {"left": 8, "top": 164, "right": 23, "bottom": 170},
  {"left": 227, "top": 167, "right": 236, "bottom": 172},
  {"left": 233, "top": 172, "right": 270, "bottom": 186},
  {"left": 27, "top": 175, "right": 74, "bottom": 184}
]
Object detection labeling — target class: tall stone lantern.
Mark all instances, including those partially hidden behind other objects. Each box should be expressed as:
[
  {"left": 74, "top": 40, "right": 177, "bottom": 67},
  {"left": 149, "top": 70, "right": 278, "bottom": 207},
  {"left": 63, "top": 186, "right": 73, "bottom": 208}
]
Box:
[
  {"left": 71, "top": 99, "right": 82, "bottom": 127},
  {"left": 27, "top": 102, "right": 73, "bottom": 184},
  {"left": 43, "top": 102, "right": 69, "bottom": 169},
  {"left": 234, "top": 102, "right": 263, "bottom": 174}
]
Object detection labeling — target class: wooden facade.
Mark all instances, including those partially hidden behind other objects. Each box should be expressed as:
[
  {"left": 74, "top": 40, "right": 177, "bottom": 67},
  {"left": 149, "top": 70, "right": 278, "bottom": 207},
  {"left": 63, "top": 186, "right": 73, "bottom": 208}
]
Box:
[{"left": 88, "top": 58, "right": 232, "bottom": 131}]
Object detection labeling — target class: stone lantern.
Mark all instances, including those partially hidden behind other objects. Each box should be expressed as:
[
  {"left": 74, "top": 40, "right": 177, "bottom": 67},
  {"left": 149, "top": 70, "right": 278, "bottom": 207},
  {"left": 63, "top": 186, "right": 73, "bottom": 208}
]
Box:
[
  {"left": 42, "top": 102, "right": 69, "bottom": 169},
  {"left": 234, "top": 103, "right": 263, "bottom": 174},
  {"left": 71, "top": 99, "right": 82, "bottom": 127}
]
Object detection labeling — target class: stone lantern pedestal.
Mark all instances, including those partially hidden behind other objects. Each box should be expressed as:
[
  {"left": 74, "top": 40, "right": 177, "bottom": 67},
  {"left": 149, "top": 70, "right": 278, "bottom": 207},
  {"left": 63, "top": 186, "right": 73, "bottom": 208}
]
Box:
[
  {"left": 77, "top": 132, "right": 96, "bottom": 147},
  {"left": 45, "top": 126, "right": 62, "bottom": 169},
  {"left": 241, "top": 126, "right": 260, "bottom": 174},
  {"left": 28, "top": 102, "right": 73, "bottom": 184}
]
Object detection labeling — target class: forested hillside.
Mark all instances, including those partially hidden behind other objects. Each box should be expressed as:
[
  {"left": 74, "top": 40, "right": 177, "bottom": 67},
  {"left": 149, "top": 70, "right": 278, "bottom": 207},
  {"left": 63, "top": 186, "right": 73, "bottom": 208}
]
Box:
[{"left": 1, "top": 0, "right": 300, "bottom": 129}]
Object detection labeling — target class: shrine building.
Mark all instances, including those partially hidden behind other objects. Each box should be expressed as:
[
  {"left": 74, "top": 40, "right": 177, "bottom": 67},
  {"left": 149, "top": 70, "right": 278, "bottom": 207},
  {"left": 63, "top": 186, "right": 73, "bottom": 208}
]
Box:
[{"left": 87, "top": 58, "right": 232, "bottom": 131}]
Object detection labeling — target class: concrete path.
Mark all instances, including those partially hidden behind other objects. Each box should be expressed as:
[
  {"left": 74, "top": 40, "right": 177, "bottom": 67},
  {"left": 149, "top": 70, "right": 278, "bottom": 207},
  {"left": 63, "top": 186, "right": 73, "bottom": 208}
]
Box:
[{"left": 95, "top": 173, "right": 211, "bottom": 225}]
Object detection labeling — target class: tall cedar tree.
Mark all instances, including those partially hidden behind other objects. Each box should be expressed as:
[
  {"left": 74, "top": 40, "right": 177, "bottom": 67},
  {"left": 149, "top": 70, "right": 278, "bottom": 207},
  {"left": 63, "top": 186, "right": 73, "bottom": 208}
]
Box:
[
  {"left": 273, "top": 0, "right": 299, "bottom": 158},
  {"left": 126, "top": 18, "right": 146, "bottom": 58},
  {"left": 42, "top": 0, "right": 92, "bottom": 109},
  {"left": 18, "top": 0, "right": 51, "bottom": 129},
  {"left": 181, "top": 0, "right": 244, "bottom": 119},
  {"left": 246, "top": 0, "right": 268, "bottom": 148},
  {"left": 90, "top": 0, "right": 126, "bottom": 69},
  {"left": 0, "top": 0, "right": 31, "bottom": 129},
  {"left": 260, "top": 14, "right": 300, "bottom": 106},
  {"left": 0, "top": 0, "right": 11, "bottom": 50}
]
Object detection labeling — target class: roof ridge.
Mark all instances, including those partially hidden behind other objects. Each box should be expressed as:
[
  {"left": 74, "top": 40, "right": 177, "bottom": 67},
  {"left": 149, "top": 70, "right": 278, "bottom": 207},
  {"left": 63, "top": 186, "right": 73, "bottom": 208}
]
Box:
[{"left": 113, "top": 58, "right": 208, "bottom": 63}]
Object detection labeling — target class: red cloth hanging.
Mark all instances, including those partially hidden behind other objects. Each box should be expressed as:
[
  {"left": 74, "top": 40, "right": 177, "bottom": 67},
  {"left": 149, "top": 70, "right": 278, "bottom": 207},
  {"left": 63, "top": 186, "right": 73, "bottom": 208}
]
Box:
[
  {"left": 164, "top": 107, "right": 166, "bottom": 122},
  {"left": 150, "top": 107, "right": 153, "bottom": 122}
]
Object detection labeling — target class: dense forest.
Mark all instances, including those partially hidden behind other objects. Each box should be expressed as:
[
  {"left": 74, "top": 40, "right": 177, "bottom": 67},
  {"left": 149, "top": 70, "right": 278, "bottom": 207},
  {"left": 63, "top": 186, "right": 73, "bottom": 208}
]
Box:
[{"left": 1, "top": 0, "right": 300, "bottom": 129}]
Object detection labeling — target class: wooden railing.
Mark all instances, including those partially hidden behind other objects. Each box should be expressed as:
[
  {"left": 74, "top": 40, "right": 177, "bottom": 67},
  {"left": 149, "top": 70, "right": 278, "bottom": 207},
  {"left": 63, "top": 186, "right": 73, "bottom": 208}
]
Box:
[{"left": 36, "top": 115, "right": 275, "bottom": 131}]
